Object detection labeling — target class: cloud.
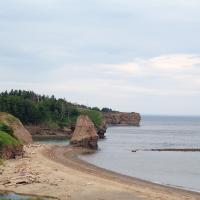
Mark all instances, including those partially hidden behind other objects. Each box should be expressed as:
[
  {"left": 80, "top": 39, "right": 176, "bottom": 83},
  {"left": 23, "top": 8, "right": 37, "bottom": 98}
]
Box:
[
  {"left": 1, "top": 52, "right": 200, "bottom": 114},
  {"left": 0, "top": 0, "right": 200, "bottom": 114},
  {"left": 149, "top": 54, "right": 200, "bottom": 71},
  {"left": 103, "top": 54, "right": 200, "bottom": 75},
  {"left": 100, "top": 54, "right": 200, "bottom": 95}
]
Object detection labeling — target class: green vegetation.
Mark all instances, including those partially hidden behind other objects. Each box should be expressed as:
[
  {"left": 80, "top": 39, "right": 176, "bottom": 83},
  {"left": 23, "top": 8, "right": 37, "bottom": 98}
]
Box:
[
  {"left": 0, "top": 90, "right": 106, "bottom": 128},
  {"left": 0, "top": 130, "right": 21, "bottom": 149},
  {"left": 0, "top": 113, "right": 20, "bottom": 140},
  {"left": 0, "top": 122, "right": 14, "bottom": 135},
  {"left": 101, "top": 107, "right": 113, "bottom": 112},
  {"left": 79, "top": 109, "right": 103, "bottom": 127},
  {"left": 0, "top": 113, "right": 21, "bottom": 157}
]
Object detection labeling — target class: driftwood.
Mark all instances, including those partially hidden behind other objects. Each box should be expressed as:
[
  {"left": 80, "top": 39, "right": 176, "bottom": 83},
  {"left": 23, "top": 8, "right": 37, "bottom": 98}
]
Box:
[{"left": 132, "top": 148, "right": 200, "bottom": 152}]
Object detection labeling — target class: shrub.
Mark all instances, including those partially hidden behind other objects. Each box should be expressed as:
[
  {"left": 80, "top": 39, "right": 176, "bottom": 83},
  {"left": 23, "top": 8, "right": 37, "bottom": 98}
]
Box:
[{"left": 79, "top": 109, "right": 103, "bottom": 128}]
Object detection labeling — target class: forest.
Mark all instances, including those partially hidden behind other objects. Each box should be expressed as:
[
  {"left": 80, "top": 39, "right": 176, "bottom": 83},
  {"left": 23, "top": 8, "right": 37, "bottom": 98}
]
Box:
[{"left": 0, "top": 90, "right": 112, "bottom": 128}]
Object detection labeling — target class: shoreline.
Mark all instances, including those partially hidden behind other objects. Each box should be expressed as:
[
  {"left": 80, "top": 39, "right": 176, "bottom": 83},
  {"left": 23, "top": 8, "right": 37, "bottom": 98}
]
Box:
[
  {"left": 78, "top": 151, "right": 200, "bottom": 194},
  {"left": 43, "top": 145, "right": 200, "bottom": 198},
  {"left": 32, "top": 135, "right": 70, "bottom": 140},
  {"left": 1, "top": 144, "right": 200, "bottom": 200}
]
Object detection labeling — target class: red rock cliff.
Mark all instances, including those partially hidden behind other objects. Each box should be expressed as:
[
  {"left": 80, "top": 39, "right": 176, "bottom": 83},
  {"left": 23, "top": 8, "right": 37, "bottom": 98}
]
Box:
[{"left": 103, "top": 112, "right": 141, "bottom": 126}]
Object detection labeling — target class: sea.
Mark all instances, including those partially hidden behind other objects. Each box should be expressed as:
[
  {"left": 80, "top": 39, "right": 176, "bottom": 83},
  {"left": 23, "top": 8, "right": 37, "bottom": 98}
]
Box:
[
  {"left": 79, "top": 115, "right": 200, "bottom": 192},
  {"left": 3, "top": 116, "right": 199, "bottom": 199}
]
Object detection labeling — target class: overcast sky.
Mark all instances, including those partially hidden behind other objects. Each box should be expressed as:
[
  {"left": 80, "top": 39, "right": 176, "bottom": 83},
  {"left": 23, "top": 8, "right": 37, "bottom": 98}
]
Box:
[{"left": 0, "top": 0, "right": 200, "bottom": 115}]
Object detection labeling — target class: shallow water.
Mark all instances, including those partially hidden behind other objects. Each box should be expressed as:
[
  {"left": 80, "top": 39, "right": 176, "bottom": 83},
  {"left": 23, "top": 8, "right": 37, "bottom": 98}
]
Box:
[
  {"left": 35, "top": 138, "right": 69, "bottom": 146},
  {"left": 0, "top": 192, "right": 46, "bottom": 199},
  {"left": 80, "top": 116, "right": 200, "bottom": 192}
]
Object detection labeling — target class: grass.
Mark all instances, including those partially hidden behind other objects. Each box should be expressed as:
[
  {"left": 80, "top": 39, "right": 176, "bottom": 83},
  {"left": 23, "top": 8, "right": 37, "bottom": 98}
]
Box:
[
  {"left": 0, "top": 112, "right": 20, "bottom": 140},
  {"left": 0, "top": 130, "right": 21, "bottom": 149},
  {"left": 0, "top": 122, "right": 14, "bottom": 135},
  {"left": 0, "top": 112, "right": 19, "bottom": 126},
  {"left": 47, "top": 109, "right": 104, "bottom": 128},
  {"left": 79, "top": 109, "right": 103, "bottom": 128}
]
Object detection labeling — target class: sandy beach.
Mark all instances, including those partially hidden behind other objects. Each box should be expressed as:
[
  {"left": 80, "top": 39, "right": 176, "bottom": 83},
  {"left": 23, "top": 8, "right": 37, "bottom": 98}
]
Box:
[{"left": 0, "top": 144, "right": 200, "bottom": 200}]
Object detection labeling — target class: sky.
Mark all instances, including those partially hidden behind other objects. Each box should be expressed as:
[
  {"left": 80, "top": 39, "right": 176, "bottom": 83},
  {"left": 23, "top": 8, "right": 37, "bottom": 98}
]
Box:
[{"left": 0, "top": 0, "right": 200, "bottom": 115}]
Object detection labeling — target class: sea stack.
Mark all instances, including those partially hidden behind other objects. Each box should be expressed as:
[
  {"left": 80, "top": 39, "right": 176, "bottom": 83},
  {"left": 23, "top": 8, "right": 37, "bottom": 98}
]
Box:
[{"left": 70, "top": 115, "right": 99, "bottom": 150}]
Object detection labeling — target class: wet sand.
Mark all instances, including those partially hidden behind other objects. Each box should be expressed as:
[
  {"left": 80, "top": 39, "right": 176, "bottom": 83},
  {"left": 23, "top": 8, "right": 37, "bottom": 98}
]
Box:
[{"left": 0, "top": 144, "right": 200, "bottom": 200}]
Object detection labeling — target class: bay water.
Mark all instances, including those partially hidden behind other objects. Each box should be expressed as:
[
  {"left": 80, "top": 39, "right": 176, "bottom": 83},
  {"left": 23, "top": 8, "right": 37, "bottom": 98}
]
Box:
[{"left": 80, "top": 116, "right": 200, "bottom": 192}]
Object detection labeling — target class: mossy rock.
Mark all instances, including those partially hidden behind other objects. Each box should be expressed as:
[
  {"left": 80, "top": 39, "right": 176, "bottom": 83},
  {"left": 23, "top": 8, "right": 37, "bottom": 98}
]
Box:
[
  {"left": 0, "top": 112, "right": 32, "bottom": 144},
  {"left": 0, "top": 130, "right": 23, "bottom": 159},
  {"left": 0, "top": 112, "right": 23, "bottom": 130}
]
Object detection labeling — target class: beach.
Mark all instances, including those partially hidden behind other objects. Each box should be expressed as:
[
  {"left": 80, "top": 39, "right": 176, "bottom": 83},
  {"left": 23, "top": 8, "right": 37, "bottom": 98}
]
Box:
[{"left": 0, "top": 144, "right": 200, "bottom": 200}]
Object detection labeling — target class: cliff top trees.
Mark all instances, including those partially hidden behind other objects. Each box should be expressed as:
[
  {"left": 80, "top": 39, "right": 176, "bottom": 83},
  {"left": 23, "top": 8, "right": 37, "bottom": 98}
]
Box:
[{"left": 0, "top": 90, "right": 103, "bottom": 128}]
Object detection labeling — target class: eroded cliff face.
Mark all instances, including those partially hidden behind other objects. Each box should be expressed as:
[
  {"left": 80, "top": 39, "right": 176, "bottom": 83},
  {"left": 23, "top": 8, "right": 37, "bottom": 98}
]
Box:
[
  {"left": 70, "top": 115, "right": 99, "bottom": 150},
  {"left": 103, "top": 112, "right": 141, "bottom": 126}
]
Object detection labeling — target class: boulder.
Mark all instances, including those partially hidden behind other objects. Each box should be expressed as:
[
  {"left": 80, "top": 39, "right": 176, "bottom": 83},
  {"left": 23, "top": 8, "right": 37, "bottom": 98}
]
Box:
[
  {"left": 70, "top": 115, "right": 98, "bottom": 149},
  {"left": 0, "top": 112, "right": 32, "bottom": 144}
]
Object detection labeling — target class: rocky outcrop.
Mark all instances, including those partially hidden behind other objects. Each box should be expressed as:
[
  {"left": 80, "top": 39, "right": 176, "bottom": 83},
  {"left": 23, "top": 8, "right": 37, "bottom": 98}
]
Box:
[
  {"left": 103, "top": 112, "right": 141, "bottom": 126},
  {"left": 0, "top": 144, "right": 23, "bottom": 159},
  {"left": 97, "top": 120, "right": 107, "bottom": 139},
  {"left": 70, "top": 115, "right": 99, "bottom": 149},
  {"left": 0, "top": 112, "right": 32, "bottom": 144}
]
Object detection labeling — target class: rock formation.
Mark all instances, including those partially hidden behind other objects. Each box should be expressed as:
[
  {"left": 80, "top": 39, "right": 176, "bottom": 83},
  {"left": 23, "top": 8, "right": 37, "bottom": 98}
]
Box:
[
  {"left": 97, "top": 119, "right": 107, "bottom": 139},
  {"left": 0, "top": 112, "right": 33, "bottom": 159},
  {"left": 103, "top": 112, "right": 141, "bottom": 126},
  {"left": 0, "top": 112, "right": 32, "bottom": 144},
  {"left": 70, "top": 115, "right": 99, "bottom": 149},
  {"left": 0, "top": 144, "right": 23, "bottom": 159}
]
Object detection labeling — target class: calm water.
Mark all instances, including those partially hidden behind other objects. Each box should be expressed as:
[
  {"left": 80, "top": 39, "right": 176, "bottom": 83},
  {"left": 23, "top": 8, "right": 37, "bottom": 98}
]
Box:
[
  {"left": 0, "top": 192, "right": 47, "bottom": 200},
  {"left": 80, "top": 116, "right": 200, "bottom": 192},
  {"left": 35, "top": 137, "right": 69, "bottom": 145}
]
